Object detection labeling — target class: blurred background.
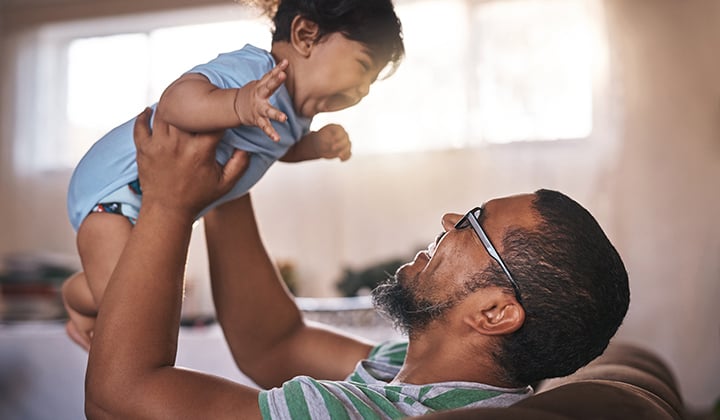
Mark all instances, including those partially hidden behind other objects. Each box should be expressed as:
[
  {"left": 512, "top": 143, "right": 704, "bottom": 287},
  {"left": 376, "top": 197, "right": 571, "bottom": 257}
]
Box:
[{"left": 0, "top": 0, "right": 718, "bottom": 418}]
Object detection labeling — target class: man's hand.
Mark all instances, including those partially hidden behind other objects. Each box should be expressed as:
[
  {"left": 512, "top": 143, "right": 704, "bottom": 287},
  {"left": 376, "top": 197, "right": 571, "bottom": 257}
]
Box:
[
  {"left": 233, "top": 59, "right": 289, "bottom": 142},
  {"left": 133, "top": 108, "right": 249, "bottom": 220}
]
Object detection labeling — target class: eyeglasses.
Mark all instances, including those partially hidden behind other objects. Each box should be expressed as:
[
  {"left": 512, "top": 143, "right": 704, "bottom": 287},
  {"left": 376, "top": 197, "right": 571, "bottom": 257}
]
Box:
[{"left": 455, "top": 207, "right": 523, "bottom": 305}]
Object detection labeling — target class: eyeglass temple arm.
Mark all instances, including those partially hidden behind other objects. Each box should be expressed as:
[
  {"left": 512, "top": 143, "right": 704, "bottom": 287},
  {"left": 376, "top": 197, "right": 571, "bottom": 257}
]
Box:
[{"left": 467, "top": 216, "right": 520, "bottom": 290}]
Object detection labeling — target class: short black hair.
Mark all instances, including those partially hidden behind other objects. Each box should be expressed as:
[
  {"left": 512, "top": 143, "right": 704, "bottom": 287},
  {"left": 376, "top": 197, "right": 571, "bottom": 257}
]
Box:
[
  {"left": 248, "top": 0, "right": 404, "bottom": 76},
  {"left": 484, "top": 189, "right": 630, "bottom": 385}
]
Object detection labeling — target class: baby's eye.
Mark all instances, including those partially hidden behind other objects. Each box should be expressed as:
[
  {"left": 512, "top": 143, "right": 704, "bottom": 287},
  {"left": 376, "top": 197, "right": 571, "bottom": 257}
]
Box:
[{"left": 358, "top": 60, "right": 371, "bottom": 72}]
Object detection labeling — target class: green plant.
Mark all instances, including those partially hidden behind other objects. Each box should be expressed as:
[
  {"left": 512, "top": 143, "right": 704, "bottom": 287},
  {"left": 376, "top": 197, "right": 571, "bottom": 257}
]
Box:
[{"left": 336, "top": 258, "right": 405, "bottom": 297}]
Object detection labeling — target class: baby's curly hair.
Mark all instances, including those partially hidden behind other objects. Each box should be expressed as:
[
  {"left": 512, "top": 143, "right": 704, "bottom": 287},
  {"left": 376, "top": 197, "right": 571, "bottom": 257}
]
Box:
[
  {"left": 240, "top": 0, "right": 280, "bottom": 18},
  {"left": 238, "top": 0, "right": 404, "bottom": 76}
]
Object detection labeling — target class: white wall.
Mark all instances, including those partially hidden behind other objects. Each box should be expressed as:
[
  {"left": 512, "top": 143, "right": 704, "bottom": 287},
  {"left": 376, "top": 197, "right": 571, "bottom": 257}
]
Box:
[
  {"left": 602, "top": 0, "right": 720, "bottom": 411},
  {"left": 0, "top": 0, "right": 718, "bottom": 412}
]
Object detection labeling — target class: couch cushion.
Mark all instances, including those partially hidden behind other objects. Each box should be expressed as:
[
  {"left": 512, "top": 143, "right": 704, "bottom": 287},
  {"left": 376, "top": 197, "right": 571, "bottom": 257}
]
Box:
[
  {"left": 537, "top": 361, "right": 683, "bottom": 416},
  {"left": 592, "top": 342, "right": 679, "bottom": 394},
  {"left": 516, "top": 381, "right": 682, "bottom": 420}
]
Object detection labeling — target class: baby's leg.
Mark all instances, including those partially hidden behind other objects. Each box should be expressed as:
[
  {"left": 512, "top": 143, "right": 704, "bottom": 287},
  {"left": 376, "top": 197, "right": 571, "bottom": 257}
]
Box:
[
  {"left": 76, "top": 212, "right": 133, "bottom": 307},
  {"left": 62, "top": 271, "right": 95, "bottom": 316},
  {"left": 61, "top": 272, "right": 97, "bottom": 350},
  {"left": 63, "top": 213, "right": 132, "bottom": 350}
]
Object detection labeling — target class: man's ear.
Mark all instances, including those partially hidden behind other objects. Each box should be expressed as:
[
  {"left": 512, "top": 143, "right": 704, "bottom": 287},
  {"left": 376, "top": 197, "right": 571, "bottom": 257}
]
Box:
[
  {"left": 290, "top": 16, "right": 320, "bottom": 56},
  {"left": 463, "top": 288, "right": 525, "bottom": 336}
]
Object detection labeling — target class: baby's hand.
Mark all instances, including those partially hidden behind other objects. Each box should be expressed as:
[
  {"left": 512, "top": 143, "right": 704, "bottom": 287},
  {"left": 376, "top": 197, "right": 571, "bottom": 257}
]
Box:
[
  {"left": 234, "top": 59, "right": 289, "bottom": 142},
  {"left": 309, "top": 124, "right": 353, "bottom": 161}
]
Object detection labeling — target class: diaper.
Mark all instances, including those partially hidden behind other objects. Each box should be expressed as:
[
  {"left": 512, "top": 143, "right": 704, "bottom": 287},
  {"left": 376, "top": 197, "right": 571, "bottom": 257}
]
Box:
[{"left": 90, "top": 179, "right": 142, "bottom": 224}]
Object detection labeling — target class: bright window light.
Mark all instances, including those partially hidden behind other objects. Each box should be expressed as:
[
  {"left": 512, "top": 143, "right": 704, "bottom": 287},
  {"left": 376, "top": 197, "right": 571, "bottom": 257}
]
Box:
[
  {"left": 40, "top": 0, "right": 603, "bottom": 169},
  {"left": 67, "top": 34, "right": 151, "bottom": 145},
  {"left": 469, "top": 0, "right": 596, "bottom": 143},
  {"left": 64, "top": 19, "right": 271, "bottom": 167},
  {"left": 311, "top": 0, "right": 470, "bottom": 154}
]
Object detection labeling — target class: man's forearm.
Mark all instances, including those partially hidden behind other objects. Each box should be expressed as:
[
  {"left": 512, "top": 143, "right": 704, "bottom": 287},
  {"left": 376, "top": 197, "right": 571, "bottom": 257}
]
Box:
[
  {"left": 205, "top": 195, "right": 374, "bottom": 388},
  {"left": 205, "top": 195, "right": 304, "bottom": 381}
]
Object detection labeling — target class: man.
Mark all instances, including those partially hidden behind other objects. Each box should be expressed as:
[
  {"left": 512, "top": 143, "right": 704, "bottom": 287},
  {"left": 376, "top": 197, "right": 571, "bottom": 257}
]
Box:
[{"left": 85, "top": 109, "right": 629, "bottom": 419}]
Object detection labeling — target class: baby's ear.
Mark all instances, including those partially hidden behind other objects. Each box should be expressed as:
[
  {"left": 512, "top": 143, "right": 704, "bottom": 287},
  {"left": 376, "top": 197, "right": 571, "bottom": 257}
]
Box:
[{"left": 290, "top": 16, "right": 320, "bottom": 56}]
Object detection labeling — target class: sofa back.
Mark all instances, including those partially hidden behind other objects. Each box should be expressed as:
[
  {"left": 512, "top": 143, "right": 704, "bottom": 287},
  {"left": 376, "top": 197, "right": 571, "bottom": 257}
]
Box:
[{"left": 417, "top": 341, "right": 683, "bottom": 419}]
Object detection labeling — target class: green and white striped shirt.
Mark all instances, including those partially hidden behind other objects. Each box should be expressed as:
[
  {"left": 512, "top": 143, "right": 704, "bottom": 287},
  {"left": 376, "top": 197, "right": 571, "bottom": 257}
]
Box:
[{"left": 258, "top": 341, "right": 532, "bottom": 419}]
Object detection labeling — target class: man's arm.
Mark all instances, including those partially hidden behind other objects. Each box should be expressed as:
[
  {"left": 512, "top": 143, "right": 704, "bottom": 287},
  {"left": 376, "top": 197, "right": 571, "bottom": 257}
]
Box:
[
  {"left": 205, "top": 195, "right": 375, "bottom": 389},
  {"left": 85, "top": 109, "right": 262, "bottom": 419}
]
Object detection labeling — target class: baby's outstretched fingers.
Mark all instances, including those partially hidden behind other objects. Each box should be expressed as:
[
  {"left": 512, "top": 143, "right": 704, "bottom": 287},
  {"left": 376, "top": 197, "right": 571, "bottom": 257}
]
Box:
[
  {"left": 233, "top": 59, "right": 290, "bottom": 142},
  {"left": 258, "top": 59, "right": 288, "bottom": 99},
  {"left": 257, "top": 117, "right": 281, "bottom": 142},
  {"left": 269, "top": 108, "right": 287, "bottom": 124}
]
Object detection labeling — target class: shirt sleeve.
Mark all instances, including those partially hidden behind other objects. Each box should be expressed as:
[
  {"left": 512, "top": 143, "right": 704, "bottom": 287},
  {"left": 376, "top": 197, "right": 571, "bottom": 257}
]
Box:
[
  {"left": 187, "top": 46, "right": 273, "bottom": 90},
  {"left": 259, "top": 376, "right": 357, "bottom": 420},
  {"left": 367, "top": 341, "right": 408, "bottom": 366}
]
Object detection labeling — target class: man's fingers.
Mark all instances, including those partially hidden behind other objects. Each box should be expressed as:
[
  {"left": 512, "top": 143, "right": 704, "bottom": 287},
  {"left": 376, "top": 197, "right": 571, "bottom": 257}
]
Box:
[
  {"left": 188, "top": 129, "right": 226, "bottom": 154},
  {"left": 222, "top": 150, "right": 250, "bottom": 189},
  {"left": 133, "top": 107, "right": 154, "bottom": 149}
]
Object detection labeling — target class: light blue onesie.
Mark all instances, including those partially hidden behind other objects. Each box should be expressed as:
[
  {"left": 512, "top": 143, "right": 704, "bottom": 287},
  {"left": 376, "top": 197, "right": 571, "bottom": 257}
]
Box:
[{"left": 67, "top": 44, "right": 311, "bottom": 231}]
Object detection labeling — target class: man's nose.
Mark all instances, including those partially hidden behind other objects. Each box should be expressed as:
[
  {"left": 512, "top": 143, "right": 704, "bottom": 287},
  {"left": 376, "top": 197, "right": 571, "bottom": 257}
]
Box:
[{"left": 441, "top": 213, "right": 463, "bottom": 231}]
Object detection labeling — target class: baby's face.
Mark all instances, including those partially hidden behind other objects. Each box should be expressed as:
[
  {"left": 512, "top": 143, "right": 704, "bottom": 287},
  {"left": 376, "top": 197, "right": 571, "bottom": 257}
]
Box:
[{"left": 292, "top": 33, "right": 385, "bottom": 118}]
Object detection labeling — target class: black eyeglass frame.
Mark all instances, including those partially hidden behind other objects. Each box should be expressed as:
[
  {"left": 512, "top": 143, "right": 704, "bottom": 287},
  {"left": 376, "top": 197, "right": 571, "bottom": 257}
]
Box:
[{"left": 455, "top": 206, "right": 523, "bottom": 305}]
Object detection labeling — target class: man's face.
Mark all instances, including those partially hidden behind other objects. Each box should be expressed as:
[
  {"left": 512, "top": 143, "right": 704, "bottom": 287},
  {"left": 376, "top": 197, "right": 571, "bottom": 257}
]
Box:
[{"left": 372, "top": 193, "right": 538, "bottom": 336}]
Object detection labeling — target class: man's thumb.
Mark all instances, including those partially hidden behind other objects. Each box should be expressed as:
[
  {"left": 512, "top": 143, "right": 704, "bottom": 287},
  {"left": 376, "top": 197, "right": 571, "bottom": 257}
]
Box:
[{"left": 221, "top": 150, "right": 249, "bottom": 190}]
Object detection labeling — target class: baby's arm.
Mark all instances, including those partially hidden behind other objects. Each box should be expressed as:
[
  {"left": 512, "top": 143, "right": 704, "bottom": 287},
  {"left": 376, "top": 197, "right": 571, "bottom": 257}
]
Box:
[
  {"left": 280, "top": 123, "right": 352, "bottom": 163},
  {"left": 157, "top": 60, "right": 289, "bottom": 141}
]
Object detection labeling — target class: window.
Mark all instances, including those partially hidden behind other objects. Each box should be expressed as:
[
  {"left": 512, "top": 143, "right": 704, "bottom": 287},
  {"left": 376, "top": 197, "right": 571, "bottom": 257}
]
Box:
[
  {"left": 468, "top": 0, "right": 597, "bottom": 143},
  {"left": 23, "top": 0, "right": 604, "bottom": 170},
  {"left": 58, "top": 9, "right": 271, "bottom": 169},
  {"left": 315, "top": 0, "right": 602, "bottom": 150}
]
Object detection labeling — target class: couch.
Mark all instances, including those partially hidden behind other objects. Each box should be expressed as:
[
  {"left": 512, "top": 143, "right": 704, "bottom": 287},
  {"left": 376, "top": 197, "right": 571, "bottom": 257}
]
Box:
[{"left": 419, "top": 341, "right": 684, "bottom": 419}]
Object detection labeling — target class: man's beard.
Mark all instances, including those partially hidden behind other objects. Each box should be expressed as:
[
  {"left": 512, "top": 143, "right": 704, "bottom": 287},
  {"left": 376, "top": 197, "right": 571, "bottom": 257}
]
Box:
[{"left": 371, "top": 271, "right": 457, "bottom": 337}]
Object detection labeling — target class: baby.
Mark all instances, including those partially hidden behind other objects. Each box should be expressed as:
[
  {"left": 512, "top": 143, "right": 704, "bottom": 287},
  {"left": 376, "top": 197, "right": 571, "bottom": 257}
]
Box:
[{"left": 62, "top": 0, "right": 404, "bottom": 349}]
